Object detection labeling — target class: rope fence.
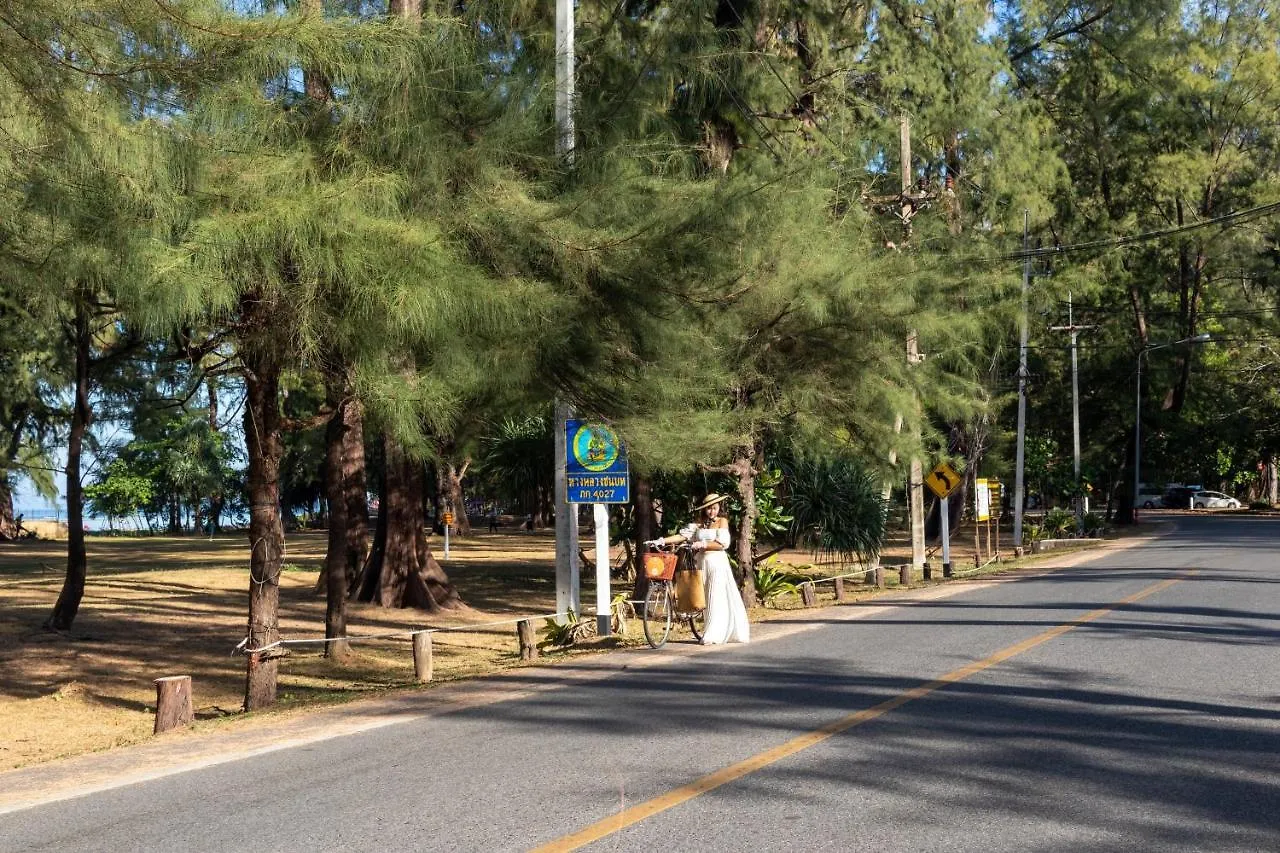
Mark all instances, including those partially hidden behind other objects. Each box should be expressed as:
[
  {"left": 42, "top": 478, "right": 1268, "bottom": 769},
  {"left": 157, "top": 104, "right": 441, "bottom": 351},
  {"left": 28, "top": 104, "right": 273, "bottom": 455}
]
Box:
[
  {"left": 947, "top": 554, "right": 1001, "bottom": 578},
  {"left": 234, "top": 608, "right": 599, "bottom": 656},
  {"left": 230, "top": 553, "right": 1016, "bottom": 683}
]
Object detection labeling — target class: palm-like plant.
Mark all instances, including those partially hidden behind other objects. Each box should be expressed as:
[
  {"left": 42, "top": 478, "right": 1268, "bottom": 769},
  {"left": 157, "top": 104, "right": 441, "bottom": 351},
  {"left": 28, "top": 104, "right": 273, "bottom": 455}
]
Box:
[
  {"left": 784, "top": 452, "right": 888, "bottom": 564},
  {"left": 477, "top": 415, "right": 553, "bottom": 520},
  {"left": 752, "top": 561, "right": 799, "bottom": 605}
]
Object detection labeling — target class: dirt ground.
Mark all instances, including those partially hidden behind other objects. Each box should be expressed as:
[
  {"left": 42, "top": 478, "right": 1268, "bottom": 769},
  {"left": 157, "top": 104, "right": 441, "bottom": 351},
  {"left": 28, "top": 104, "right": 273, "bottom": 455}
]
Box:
[{"left": 0, "top": 517, "right": 1029, "bottom": 771}]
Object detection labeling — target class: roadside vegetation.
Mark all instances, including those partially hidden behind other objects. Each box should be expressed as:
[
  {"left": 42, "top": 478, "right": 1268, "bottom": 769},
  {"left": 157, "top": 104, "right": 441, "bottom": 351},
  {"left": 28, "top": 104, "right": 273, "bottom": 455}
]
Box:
[{"left": 3, "top": 1, "right": 1280, "bottom": 723}]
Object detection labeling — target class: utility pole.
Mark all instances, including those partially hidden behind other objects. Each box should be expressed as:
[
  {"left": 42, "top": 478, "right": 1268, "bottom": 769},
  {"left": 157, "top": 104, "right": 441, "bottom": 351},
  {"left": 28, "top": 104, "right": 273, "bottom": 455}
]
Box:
[
  {"left": 553, "top": 0, "right": 579, "bottom": 616},
  {"left": 555, "top": 0, "right": 574, "bottom": 164},
  {"left": 900, "top": 115, "right": 925, "bottom": 582},
  {"left": 871, "top": 113, "right": 931, "bottom": 583},
  {"left": 1013, "top": 211, "right": 1030, "bottom": 550},
  {"left": 1049, "top": 293, "right": 1097, "bottom": 527}
]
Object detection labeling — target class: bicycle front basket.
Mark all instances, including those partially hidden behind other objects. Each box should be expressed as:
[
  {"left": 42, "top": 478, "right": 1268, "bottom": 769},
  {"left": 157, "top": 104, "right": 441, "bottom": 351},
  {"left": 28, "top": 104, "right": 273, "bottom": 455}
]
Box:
[{"left": 643, "top": 552, "right": 678, "bottom": 581}]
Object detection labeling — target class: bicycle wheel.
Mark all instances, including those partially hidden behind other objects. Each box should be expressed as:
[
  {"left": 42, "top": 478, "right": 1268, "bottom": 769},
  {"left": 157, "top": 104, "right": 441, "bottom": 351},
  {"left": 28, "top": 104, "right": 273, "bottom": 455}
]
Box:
[
  {"left": 643, "top": 581, "right": 673, "bottom": 648},
  {"left": 687, "top": 607, "right": 706, "bottom": 642}
]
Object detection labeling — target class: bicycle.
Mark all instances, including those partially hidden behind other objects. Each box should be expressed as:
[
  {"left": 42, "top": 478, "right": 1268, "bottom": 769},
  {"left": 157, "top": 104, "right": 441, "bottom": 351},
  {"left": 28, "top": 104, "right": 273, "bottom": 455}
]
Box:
[{"left": 640, "top": 543, "right": 706, "bottom": 648}]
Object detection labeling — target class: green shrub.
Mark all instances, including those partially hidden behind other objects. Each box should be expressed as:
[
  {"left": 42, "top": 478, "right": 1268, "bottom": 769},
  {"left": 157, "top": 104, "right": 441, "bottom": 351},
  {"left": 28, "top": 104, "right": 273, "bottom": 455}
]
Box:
[
  {"left": 1022, "top": 522, "right": 1044, "bottom": 546},
  {"left": 1041, "top": 507, "right": 1075, "bottom": 539},
  {"left": 610, "top": 592, "right": 634, "bottom": 636},
  {"left": 753, "top": 561, "right": 799, "bottom": 606},
  {"left": 539, "top": 609, "right": 596, "bottom": 649},
  {"left": 1081, "top": 512, "right": 1105, "bottom": 537}
]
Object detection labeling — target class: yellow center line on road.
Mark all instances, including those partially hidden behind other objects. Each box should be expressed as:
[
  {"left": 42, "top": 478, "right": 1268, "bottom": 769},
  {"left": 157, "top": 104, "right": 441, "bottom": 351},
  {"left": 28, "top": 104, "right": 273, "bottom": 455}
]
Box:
[{"left": 531, "top": 570, "right": 1197, "bottom": 853}]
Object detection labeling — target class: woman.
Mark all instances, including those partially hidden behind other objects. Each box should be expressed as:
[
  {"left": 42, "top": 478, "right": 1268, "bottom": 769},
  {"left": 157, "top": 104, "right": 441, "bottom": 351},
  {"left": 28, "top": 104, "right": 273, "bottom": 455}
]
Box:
[{"left": 646, "top": 493, "right": 749, "bottom": 645}]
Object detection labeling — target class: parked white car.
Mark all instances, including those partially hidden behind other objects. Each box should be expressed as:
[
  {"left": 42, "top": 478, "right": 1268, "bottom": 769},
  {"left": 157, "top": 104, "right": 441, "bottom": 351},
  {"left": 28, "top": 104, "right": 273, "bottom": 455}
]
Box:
[{"left": 1192, "top": 490, "right": 1241, "bottom": 509}]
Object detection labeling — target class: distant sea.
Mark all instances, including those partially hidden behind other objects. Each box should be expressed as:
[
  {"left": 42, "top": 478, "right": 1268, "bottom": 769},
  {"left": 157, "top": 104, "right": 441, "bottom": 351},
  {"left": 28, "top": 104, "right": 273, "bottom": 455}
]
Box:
[{"left": 15, "top": 505, "right": 132, "bottom": 532}]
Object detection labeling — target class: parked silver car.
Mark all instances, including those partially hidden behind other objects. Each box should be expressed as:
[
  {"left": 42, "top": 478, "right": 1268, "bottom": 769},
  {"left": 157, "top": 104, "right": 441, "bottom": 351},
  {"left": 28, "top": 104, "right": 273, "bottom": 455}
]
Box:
[{"left": 1192, "top": 490, "right": 1241, "bottom": 509}]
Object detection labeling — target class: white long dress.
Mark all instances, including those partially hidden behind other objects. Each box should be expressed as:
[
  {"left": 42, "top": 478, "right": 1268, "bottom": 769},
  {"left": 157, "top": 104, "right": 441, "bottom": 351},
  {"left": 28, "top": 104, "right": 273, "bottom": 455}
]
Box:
[{"left": 681, "top": 524, "right": 750, "bottom": 645}]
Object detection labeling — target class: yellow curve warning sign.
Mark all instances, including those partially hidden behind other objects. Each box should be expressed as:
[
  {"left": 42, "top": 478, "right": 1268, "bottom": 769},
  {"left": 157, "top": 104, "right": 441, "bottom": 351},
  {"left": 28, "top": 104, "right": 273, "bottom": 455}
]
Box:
[{"left": 924, "top": 461, "right": 962, "bottom": 499}]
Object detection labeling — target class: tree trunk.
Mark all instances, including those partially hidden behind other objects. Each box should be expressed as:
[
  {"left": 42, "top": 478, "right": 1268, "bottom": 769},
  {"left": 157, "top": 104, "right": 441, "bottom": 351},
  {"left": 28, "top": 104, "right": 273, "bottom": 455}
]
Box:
[
  {"left": 342, "top": 398, "right": 370, "bottom": 594},
  {"left": 45, "top": 302, "right": 91, "bottom": 631},
  {"left": 630, "top": 476, "right": 656, "bottom": 602},
  {"left": 432, "top": 461, "right": 447, "bottom": 530},
  {"left": 320, "top": 381, "right": 351, "bottom": 658},
  {"left": 357, "top": 484, "right": 388, "bottom": 602},
  {"left": 1115, "top": 432, "right": 1136, "bottom": 525},
  {"left": 733, "top": 443, "right": 761, "bottom": 607},
  {"left": 378, "top": 437, "right": 416, "bottom": 607},
  {"left": 356, "top": 436, "right": 462, "bottom": 610},
  {"left": 207, "top": 376, "right": 224, "bottom": 533},
  {"left": 1269, "top": 456, "right": 1279, "bottom": 507},
  {"left": 446, "top": 459, "right": 471, "bottom": 535},
  {"left": 0, "top": 475, "right": 16, "bottom": 540},
  {"left": 241, "top": 344, "right": 285, "bottom": 711}
]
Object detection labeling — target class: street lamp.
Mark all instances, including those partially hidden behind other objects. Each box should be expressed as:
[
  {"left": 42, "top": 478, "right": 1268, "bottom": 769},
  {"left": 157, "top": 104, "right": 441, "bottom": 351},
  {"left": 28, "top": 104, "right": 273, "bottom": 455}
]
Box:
[{"left": 1133, "top": 333, "right": 1212, "bottom": 519}]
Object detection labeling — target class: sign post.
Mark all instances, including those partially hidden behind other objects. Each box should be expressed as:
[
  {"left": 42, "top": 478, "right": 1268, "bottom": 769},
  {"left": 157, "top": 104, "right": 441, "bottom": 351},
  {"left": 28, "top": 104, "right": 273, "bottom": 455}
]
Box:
[
  {"left": 940, "top": 496, "right": 951, "bottom": 577},
  {"left": 566, "top": 421, "right": 629, "bottom": 635},
  {"left": 925, "top": 461, "right": 963, "bottom": 580},
  {"left": 442, "top": 512, "right": 454, "bottom": 559},
  {"left": 975, "top": 478, "right": 991, "bottom": 563}
]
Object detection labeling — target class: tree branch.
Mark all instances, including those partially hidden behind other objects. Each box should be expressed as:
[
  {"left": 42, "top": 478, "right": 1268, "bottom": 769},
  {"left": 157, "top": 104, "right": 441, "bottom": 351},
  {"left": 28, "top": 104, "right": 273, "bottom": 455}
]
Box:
[{"left": 1010, "top": 5, "right": 1114, "bottom": 62}]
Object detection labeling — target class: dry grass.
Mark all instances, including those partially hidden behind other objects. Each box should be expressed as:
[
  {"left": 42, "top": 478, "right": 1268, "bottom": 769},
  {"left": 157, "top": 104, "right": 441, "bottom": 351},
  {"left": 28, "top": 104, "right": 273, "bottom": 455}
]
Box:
[
  {"left": 0, "top": 530, "right": 588, "bottom": 771},
  {"left": 0, "top": 515, "right": 1107, "bottom": 771}
]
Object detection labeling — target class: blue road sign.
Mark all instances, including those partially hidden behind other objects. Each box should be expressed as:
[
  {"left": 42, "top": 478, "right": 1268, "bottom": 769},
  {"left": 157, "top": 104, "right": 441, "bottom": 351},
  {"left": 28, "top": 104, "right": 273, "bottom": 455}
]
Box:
[{"left": 566, "top": 420, "right": 629, "bottom": 503}]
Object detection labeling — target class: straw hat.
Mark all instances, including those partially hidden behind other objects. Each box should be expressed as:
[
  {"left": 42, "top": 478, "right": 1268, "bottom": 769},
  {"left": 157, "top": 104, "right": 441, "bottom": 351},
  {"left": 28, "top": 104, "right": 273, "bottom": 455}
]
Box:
[{"left": 693, "top": 492, "right": 729, "bottom": 511}]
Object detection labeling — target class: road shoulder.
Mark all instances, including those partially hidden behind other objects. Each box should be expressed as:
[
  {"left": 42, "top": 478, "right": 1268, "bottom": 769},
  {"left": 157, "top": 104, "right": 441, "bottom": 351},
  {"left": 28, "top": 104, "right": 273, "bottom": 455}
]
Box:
[{"left": 0, "top": 528, "right": 1159, "bottom": 815}]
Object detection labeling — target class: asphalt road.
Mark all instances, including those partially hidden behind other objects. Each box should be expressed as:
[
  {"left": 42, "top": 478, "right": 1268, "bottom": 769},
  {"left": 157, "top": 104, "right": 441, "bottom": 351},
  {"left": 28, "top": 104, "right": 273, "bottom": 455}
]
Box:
[{"left": 3, "top": 513, "right": 1278, "bottom": 852}]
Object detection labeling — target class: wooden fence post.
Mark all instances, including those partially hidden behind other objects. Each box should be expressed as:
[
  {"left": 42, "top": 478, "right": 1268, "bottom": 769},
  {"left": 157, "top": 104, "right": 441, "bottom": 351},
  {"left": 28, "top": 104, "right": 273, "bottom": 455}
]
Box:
[
  {"left": 412, "top": 631, "right": 433, "bottom": 682},
  {"left": 800, "top": 582, "right": 817, "bottom": 607},
  {"left": 876, "top": 564, "right": 886, "bottom": 589},
  {"left": 833, "top": 576, "right": 846, "bottom": 603},
  {"left": 154, "top": 676, "right": 193, "bottom": 734},
  {"left": 517, "top": 618, "right": 538, "bottom": 661}
]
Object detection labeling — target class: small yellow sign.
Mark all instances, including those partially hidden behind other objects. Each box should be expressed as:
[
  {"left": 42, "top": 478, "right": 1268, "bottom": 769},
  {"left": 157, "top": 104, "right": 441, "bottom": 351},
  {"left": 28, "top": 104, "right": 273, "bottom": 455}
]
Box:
[
  {"left": 442, "top": 512, "right": 455, "bottom": 526},
  {"left": 975, "top": 478, "right": 991, "bottom": 521},
  {"left": 924, "top": 461, "right": 962, "bottom": 499}
]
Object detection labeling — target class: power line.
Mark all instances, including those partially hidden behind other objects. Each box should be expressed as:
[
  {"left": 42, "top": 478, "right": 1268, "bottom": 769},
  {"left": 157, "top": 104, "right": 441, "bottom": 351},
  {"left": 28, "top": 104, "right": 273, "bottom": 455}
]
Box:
[{"left": 989, "top": 201, "right": 1280, "bottom": 263}]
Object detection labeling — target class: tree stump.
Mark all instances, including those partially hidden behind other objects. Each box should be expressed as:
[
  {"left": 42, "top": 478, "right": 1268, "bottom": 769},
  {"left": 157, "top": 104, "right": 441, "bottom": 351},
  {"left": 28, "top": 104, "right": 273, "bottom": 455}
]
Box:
[
  {"left": 412, "top": 631, "right": 433, "bottom": 682},
  {"left": 800, "top": 582, "right": 817, "bottom": 607},
  {"left": 154, "top": 676, "right": 194, "bottom": 734},
  {"left": 517, "top": 619, "right": 538, "bottom": 661},
  {"left": 833, "top": 577, "right": 846, "bottom": 603}
]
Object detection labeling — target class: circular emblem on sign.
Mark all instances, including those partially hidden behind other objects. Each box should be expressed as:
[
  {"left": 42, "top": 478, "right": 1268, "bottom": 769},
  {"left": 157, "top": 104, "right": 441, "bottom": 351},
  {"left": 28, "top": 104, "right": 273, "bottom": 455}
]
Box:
[{"left": 572, "top": 424, "right": 620, "bottom": 472}]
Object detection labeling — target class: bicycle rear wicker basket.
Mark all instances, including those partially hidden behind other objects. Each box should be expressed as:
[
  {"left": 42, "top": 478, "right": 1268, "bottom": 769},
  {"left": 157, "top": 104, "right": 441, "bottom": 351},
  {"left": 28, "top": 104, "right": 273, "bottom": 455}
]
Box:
[{"left": 643, "top": 551, "right": 678, "bottom": 581}]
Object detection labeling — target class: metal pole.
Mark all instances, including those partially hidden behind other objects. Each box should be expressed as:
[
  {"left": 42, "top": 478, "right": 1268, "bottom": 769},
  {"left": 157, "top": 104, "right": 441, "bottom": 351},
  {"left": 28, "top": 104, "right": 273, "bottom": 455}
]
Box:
[
  {"left": 940, "top": 495, "right": 951, "bottom": 577},
  {"left": 898, "top": 113, "right": 924, "bottom": 582},
  {"left": 1050, "top": 295, "right": 1096, "bottom": 527},
  {"left": 1013, "top": 210, "right": 1030, "bottom": 549},
  {"left": 553, "top": 0, "right": 579, "bottom": 614},
  {"left": 593, "top": 503, "right": 610, "bottom": 635},
  {"left": 554, "top": 0, "right": 575, "bottom": 163},
  {"left": 555, "top": 402, "right": 580, "bottom": 614},
  {"left": 1070, "top": 296, "right": 1080, "bottom": 485},
  {"left": 1134, "top": 353, "right": 1144, "bottom": 516}
]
